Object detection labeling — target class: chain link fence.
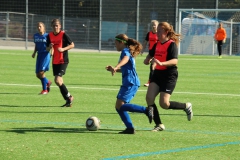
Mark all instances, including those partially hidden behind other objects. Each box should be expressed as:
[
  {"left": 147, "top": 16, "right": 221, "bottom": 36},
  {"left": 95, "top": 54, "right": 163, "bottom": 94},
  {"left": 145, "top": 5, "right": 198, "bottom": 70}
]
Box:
[{"left": 0, "top": 0, "right": 238, "bottom": 53}]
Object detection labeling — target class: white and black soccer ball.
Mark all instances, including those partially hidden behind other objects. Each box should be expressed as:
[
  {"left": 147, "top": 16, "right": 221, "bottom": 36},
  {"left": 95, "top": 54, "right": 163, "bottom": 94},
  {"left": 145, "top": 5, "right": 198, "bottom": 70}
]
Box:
[{"left": 86, "top": 116, "right": 100, "bottom": 131}]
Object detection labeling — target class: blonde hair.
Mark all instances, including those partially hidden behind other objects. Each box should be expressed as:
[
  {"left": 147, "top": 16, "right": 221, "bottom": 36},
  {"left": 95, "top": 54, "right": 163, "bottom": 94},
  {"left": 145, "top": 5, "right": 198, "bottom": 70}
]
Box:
[
  {"left": 37, "top": 22, "right": 46, "bottom": 32},
  {"left": 115, "top": 34, "right": 142, "bottom": 57},
  {"left": 151, "top": 20, "right": 159, "bottom": 26},
  {"left": 159, "top": 22, "right": 181, "bottom": 46}
]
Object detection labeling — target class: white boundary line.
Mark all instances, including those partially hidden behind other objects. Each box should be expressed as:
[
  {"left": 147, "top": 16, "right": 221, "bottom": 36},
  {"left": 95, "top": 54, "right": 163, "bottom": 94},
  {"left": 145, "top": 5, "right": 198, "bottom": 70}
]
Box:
[{"left": 1, "top": 83, "right": 240, "bottom": 97}]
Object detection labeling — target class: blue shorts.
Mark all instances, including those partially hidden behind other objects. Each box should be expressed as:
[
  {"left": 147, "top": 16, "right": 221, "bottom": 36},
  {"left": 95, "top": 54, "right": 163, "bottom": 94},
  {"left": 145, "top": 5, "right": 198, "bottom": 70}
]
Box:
[
  {"left": 117, "top": 85, "right": 139, "bottom": 103},
  {"left": 35, "top": 54, "right": 50, "bottom": 73}
]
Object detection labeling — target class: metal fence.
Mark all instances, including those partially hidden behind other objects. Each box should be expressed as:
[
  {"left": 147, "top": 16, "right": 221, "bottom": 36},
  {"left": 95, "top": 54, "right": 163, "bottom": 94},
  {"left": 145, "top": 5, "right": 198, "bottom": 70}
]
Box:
[{"left": 0, "top": 0, "right": 238, "bottom": 53}]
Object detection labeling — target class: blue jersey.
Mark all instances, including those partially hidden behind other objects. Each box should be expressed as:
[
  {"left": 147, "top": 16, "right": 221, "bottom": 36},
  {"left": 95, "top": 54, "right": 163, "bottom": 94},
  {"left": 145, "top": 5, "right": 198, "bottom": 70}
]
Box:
[
  {"left": 33, "top": 33, "right": 50, "bottom": 73},
  {"left": 33, "top": 33, "right": 49, "bottom": 55},
  {"left": 120, "top": 48, "right": 140, "bottom": 86}
]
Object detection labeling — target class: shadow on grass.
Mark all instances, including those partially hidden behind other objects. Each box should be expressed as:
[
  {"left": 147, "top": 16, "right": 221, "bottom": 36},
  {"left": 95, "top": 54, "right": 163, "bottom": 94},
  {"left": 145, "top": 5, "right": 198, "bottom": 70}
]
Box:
[
  {"left": 0, "top": 105, "right": 239, "bottom": 117},
  {"left": 0, "top": 110, "right": 118, "bottom": 114},
  {"left": 5, "top": 127, "right": 120, "bottom": 134}
]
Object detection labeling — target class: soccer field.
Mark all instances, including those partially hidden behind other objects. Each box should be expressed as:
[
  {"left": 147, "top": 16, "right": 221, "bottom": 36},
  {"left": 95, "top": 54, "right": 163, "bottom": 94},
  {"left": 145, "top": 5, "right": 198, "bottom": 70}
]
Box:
[{"left": 0, "top": 49, "right": 239, "bottom": 160}]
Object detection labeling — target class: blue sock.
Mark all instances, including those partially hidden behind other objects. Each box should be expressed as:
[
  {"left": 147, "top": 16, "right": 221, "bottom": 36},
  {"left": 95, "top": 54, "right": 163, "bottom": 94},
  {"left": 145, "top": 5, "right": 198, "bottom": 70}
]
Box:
[
  {"left": 41, "top": 77, "right": 48, "bottom": 90},
  {"left": 120, "top": 103, "right": 146, "bottom": 113},
  {"left": 116, "top": 109, "right": 134, "bottom": 128}
]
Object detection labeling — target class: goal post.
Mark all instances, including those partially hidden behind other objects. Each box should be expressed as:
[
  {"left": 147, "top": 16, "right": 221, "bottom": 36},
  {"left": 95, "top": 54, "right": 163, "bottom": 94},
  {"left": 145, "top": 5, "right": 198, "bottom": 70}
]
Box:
[{"left": 178, "top": 9, "right": 240, "bottom": 55}]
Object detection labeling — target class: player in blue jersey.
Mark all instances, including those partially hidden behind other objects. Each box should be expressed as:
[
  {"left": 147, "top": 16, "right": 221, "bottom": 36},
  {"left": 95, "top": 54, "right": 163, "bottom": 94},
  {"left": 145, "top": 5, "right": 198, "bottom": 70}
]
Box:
[
  {"left": 106, "top": 34, "right": 153, "bottom": 134},
  {"left": 32, "top": 22, "right": 52, "bottom": 94}
]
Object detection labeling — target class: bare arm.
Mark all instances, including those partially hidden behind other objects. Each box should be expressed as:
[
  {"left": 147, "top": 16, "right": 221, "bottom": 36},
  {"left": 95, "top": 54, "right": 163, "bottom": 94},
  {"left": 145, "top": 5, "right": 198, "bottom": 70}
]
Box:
[
  {"left": 32, "top": 45, "right": 37, "bottom": 58},
  {"left": 58, "top": 42, "right": 75, "bottom": 52},
  {"left": 46, "top": 43, "right": 54, "bottom": 52},
  {"left": 143, "top": 54, "right": 153, "bottom": 65},
  {"left": 152, "top": 58, "right": 178, "bottom": 67},
  {"left": 106, "top": 56, "right": 129, "bottom": 76}
]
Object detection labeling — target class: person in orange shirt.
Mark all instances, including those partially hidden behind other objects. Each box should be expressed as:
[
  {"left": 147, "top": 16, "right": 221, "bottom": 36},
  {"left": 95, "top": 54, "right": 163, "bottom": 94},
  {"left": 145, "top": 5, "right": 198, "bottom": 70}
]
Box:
[{"left": 214, "top": 23, "right": 227, "bottom": 58}]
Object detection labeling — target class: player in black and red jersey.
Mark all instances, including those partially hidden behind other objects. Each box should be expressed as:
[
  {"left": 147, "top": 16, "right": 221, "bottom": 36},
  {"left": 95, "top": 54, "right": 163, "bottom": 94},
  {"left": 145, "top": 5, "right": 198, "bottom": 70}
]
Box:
[
  {"left": 141, "top": 20, "right": 159, "bottom": 87},
  {"left": 144, "top": 22, "right": 193, "bottom": 131},
  {"left": 47, "top": 19, "right": 75, "bottom": 107}
]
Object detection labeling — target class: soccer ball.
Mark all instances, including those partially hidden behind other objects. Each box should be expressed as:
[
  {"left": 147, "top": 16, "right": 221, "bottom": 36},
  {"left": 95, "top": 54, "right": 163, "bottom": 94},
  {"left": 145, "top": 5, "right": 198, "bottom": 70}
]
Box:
[{"left": 86, "top": 116, "right": 100, "bottom": 131}]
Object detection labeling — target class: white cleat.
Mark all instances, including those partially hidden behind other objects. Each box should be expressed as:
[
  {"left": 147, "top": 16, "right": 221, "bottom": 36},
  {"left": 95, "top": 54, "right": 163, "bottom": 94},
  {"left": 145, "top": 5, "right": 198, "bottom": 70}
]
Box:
[
  {"left": 184, "top": 102, "right": 193, "bottom": 121},
  {"left": 151, "top": 124, "right": 165, "bottom": 132}
]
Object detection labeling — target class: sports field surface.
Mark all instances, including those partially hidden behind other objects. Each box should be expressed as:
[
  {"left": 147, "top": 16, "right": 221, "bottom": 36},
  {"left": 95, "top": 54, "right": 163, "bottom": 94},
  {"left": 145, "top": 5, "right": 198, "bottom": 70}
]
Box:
[{"left": 0, "top": 49, "right": 239, "bottom": 160}]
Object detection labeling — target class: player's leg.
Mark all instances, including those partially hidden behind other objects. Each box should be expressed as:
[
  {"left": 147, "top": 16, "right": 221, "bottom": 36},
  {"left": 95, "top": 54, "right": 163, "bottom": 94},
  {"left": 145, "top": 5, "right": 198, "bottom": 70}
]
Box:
[
  {"left": 42, "top": 54, "right": 52, "bottom": 92},
  {"left": 146, "top": 82, "right": 164, "bottom": 131},
  {"left": 53, "top": 64, "right": 73, "bottom": 107},
  {"left": 160, "top": 92, "right": 193, "bottom": 121},
  {"left": 116, "top": 99, "right": 135, "bottom": 134},
  {"left": 36, "top": 57, "right": 48, "bottom": 94},
  {"left": 144, "top": 64, "right": 152, "bottom": 87},
  {"left": 37, "top": 55, "right": 51, "bottom": 94},
  {"left": 160, "top": 72, "right": 193, "bottom": 121},
  {"left": 217, "top": 41, "right": 223, "bottom": 58},
  {"left": 116, "top": 86, "right": 136, "bottom": 134},
  {"left": 118, "top": 85, "right": 153, "bottom": 123},
  {"left": 37, "top": 71, "right": 48, "bottom": 94}
]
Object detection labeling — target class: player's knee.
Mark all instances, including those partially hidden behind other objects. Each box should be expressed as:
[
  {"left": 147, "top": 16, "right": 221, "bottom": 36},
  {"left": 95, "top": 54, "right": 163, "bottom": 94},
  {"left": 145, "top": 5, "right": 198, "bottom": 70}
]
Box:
[
  {"left": 160, "top": 102, "right": 169, "bottom": 109},
  {"left": 54, "top": 79, "right": 60, "bottom": 86},
  {"left": 146, "top": 95, "right": 154, "bottom": 104}
]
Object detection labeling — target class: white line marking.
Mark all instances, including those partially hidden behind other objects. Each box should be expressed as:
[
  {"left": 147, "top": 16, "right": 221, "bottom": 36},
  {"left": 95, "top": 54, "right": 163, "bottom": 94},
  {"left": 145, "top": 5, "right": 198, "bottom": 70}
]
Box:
[{"left": 0, "top": 83, "right": 240, "bottom": 97}]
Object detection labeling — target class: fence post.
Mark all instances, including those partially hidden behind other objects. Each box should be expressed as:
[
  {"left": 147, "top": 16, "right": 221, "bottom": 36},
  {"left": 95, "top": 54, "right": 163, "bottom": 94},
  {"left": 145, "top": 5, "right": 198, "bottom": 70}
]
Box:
[
  {"left": 6, "top": 12, "right": 9, "bottom": 39},
  {"left": 229, "top": 19, "right": 233, "bottom": 55},
  {"left": 25, "top": 0, "right": 28, "bottom": 50},
  {"left": 136, "top": 0, "right": 139, "bottom": 41},
  {"left": 99, "top": 0, "right": 102, "bottom": 52}
]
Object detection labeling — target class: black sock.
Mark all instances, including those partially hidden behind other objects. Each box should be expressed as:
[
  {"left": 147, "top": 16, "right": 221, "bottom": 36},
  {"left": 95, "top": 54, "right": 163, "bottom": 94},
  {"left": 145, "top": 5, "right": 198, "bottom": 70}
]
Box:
[
  {"left": 59, "top": 84, "right": 69, "bottom": 100},
  {"left": 168, "top": 101, "right": 186, "bottom": 110},
  {"left": 149, "top": 103, "right": 162, "bottom": 125}
]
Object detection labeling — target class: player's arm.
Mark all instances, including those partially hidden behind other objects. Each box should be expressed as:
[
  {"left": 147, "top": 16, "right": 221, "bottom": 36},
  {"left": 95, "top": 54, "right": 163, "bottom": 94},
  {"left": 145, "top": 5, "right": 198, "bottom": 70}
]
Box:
[
  {"left": 46, "top": 35, "right": 53, "bottom": 51},
  {"left": 114, "top": 55, "right": 129, "bottom": 72},
  {"left": 153, "top": 42, "right": 178, "bottom": 66},
  {"left": 144, "top": 54, "right": 153, "bottom": 65},
  {"left": 153, "top": 58, "right": 178, "bottom": 67},
  {"left": 32, "top": 45, "right": 37, "bottom": 58},
  {"left": 49, "top": 48, "right": 54, "bottom": 56},
  {"left": 223, "top": 28, "right": 227, "bottom": 39},
  {"left": 58, "top": 33, "right": 75, "bottom": 52},
  {"left": 144, "top": 43, "right": 156, "bottom": 65},
  {"left": 106, "top": 56, "right": 129, "bottom": 76},
  {"left": 59, "top": 42, "right": 74, "bottom": 52}
]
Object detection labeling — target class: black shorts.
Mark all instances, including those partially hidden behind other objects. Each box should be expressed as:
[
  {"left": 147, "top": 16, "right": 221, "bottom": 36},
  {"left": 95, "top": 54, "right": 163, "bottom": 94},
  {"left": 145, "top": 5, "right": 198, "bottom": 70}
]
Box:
[
  {"left": 52, "top": 64, "right": 68, "bottom": 77},
  {"left": 150, "top": 69, "right": 178, "bottom": 95}
]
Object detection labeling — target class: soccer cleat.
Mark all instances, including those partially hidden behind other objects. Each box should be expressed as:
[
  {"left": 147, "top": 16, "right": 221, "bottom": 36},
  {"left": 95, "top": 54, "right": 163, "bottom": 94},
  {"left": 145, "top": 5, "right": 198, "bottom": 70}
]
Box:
[
  {"left": 146, "top": 106, "right": 154, "bottom": 124},
  {"left": 39, "top": 90, "right": 48, "bottom": 95},
  {"left": 151, "top": 124, "right": 165, "bottom": 132},
  {"left": 144, "top": 81, "right": 149, "bottom": 87},
  {"left": 218, "top": 56, "right": 222, "bottom": 58},
  {"left": 61, "top": 101, "right": 68, "bottom": 107},
  {"left": 184, "top": 102, "right": 193, "bottom": 121},
  {"left": 46, "top": 80, "right": 52, "bottom": 92},
  {"left": 118, "top": 128, "right": 135, "bottom": 134},
  {"left": 61, "top": 96, "right": 74, "bottom": 107}
]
